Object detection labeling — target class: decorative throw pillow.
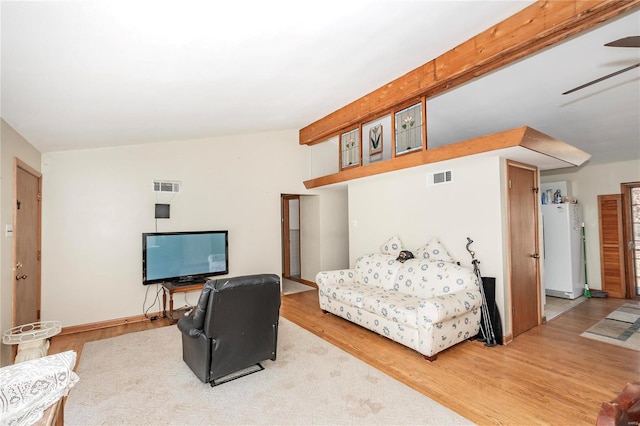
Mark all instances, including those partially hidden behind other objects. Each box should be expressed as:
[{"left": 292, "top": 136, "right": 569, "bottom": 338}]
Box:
[
  {"left": 380, "top": 236, "right": 405, "bottom": 257},
  {"left": 414, "top": 237, "right": 456, "bottom": 263}
]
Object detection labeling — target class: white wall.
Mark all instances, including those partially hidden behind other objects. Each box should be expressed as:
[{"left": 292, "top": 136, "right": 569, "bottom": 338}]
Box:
[
  {"left": 541, "top": 159, "right": 640, "bottom": 290},
  {"left": 300, "top": 187, "right": 349, "bottom": 282},
  {"left": 41, "top": 130, "right": 311, "bottom": 327},
  {"left": 347, "top": 155, "right": 508, "bottom": 328},
  {"left": 0, "top": 119, "right": 41, "bottom": 366},
  {"left": 300, "top": 195, "right": 320, "bottom": 281},
  {"left": 318, "top": 186, "right": 349, "bottom": 272},
  {"left": 309, "top": 136, "right": 339, "bottom": 179}
]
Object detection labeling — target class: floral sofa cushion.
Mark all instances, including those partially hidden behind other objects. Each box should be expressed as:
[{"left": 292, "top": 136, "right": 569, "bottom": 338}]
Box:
[
  {"left": 355, "top": 253, "right": 403, "bottom": 291},
  {"left": 394, "top": 259, "right": 477, "bottom": 298},
  {"left": 360, "top": 288, "right": 420, "bottom": 326}
]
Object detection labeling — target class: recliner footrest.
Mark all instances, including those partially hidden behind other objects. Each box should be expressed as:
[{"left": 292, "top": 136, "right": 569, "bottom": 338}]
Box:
[{"left": 210, "top": 363, "right": 264, "bottom": 387}]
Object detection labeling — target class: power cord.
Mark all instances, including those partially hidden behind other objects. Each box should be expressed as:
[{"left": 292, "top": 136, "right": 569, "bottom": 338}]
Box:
[{"left": 142, "top": 284, "right": 163, "bottom": 321}]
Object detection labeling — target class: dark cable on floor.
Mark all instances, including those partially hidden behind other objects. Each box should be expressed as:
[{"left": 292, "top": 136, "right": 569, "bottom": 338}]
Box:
[{"left": 143, "top": 284, "right": 163, "bottom": 320}]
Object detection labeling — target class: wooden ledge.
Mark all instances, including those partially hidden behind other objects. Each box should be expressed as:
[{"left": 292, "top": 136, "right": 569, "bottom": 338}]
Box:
[{"left": 303, "top": 126, "right": 591, "bottom": 189}]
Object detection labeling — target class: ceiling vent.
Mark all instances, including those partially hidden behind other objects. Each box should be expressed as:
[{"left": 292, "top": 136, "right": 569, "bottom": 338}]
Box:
[
  {"left": 427, "top": 170, "right": 452, "bottom": 186},
  {"left": 152, "top": 180, "right": 181, "bottom": 193}
]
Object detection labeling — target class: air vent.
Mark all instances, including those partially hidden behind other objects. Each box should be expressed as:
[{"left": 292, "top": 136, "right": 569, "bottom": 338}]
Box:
[
  {"left": 427, "top": 170, "right": 452, "bottom": 186},
  {"left": 152, "top": 180, "right": 181, "bottom": 193}
]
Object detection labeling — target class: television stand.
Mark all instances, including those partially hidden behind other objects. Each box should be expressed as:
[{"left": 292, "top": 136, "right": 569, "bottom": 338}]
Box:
[{"left": 161, "top": 281, "right": 205, "bottom": 324}]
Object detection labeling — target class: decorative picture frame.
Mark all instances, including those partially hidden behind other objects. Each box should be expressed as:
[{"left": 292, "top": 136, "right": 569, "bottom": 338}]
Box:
[
  {"left": 340, "top": 128, "right": 360, "bottom": 169},
  {"left": 394, "top": 102, "right": 423, "bottom": 156},
  {"left": 369, "top": 124, "right": 383, "bottom": 155}
]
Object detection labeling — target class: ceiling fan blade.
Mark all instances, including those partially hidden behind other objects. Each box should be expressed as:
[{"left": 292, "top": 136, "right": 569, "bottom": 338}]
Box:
[
  {"left": 562, "top": 62, "right": 640, "bottom": 95},
  {"left": 605, "top": 36, "right": 640, "bottom": 48}
]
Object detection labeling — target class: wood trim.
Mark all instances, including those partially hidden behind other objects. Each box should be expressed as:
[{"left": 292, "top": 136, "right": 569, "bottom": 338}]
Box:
[
  {"left": 519, "top": 127, "right": 592, "bottom": 165},
  {"left": 15, "top": 158, "right": 42, "bottom": 178},
  {"left": 299, "top": 0, "right": 640, "bottom": 146},
  {"left": 299, "top": 278, "right": 317, "bottom": 289},
  {"left": 304, "top": 126, "right": 589, "bottom": 189},
  {"left": 282, "top": 195, "right": 292, "bottom": 277},
  {"left": 58, "top": 313, "right": 162, "bottom": 336}
]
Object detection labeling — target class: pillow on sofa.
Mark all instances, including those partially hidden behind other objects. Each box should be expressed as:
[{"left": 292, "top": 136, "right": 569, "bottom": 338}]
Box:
[
  {"left": 0, "top": 350, "right": 79, "bottom": 426},
  {"left": 380, "top": 236, "right": 405, "bottom": 257},
  {"left": 414, "top": 237, "right": 456, "bottom": 263}
]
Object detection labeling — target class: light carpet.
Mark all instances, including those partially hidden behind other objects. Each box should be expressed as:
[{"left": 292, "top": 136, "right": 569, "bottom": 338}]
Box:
[
  {"left": 581, "top": 302, "right": 640, "bottom": 351},
  {"left": 65, "top": 318, "right": 471, "bottom": 425},
  {"left": 282, "top": 279, "right": 316, "bottom": 296}
]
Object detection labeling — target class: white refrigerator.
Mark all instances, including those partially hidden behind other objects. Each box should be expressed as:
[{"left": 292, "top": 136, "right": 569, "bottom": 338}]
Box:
[{"left": 542, "top": 203, "right": 585, "bottom": 299}]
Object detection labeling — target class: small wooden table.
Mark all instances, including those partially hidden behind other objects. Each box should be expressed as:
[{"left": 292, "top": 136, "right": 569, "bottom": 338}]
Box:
[{"left": 161, "top": 282, "right": 205, "bottom": 324}]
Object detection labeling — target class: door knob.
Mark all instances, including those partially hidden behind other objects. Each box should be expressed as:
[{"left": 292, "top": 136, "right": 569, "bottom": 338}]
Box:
[
  {"left": 530, "top": 253, "right": 540, "bottom": 259},
  {"left": 16, "top": 274, "right": 27, "bottom": 280}
]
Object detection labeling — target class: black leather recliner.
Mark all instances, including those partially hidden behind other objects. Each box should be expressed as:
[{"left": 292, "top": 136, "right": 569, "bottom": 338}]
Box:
[{"left": 177, "top": 274, "right": 281, "bottom": 386}]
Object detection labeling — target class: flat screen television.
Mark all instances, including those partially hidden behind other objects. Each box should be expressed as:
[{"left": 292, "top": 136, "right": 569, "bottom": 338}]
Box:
[{"left": 142, "top": 230, "right": 228, "bottom": 285}]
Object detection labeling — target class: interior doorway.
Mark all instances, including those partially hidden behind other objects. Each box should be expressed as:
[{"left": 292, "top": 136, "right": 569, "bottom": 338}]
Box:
[
  {"left": 13, "top": 159, "right": 42, "bottom": 329},
  {"left": 281, "top": 194, "right": 301, "bottom": 280}
]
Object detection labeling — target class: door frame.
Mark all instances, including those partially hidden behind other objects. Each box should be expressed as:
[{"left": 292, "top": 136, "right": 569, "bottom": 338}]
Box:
[
  {"left": 621, "top": 181, "right": 640, "bottom": 300},
  {"left": 13, "top": 158, "right": 43, "bottom": 328},
  {"left": 281, "top": 194, "right": 301, "bottom": 280}
]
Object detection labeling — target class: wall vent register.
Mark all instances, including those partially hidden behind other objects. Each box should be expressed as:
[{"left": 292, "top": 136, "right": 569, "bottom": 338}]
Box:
[
  {"left": 427, "top": 170, "right": 452, "bottom": 186},
  {"left": 153, "top": 180, "right": 181, "bottom": 193}
]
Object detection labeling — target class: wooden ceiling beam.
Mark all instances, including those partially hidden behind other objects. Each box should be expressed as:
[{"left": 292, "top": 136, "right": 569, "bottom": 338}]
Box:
[{"left": 299, "top": 0, "right": 640, "bottom": 146}]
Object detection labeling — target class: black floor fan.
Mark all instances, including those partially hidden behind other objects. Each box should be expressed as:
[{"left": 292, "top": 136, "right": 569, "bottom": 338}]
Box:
[{"left": 466, "top": 237, "right": 502, "bottom": 346}]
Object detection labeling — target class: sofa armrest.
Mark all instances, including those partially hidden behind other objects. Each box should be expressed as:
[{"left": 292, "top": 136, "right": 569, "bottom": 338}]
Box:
[
  {"left": 316, "top": 269, "right": 356, "bottom": 287},
  {"left": 0, "top": 351, "right": 79, "bottom": 426},
  {"left": 419, "top": 290, "right": 483, "bottom": 323}
]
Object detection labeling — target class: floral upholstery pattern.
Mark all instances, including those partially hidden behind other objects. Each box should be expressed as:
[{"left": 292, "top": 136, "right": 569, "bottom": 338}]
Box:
[
  {"left": 379, "top": 235, "right": 405, "bottom": 257},
  {"left": 317, "top": 251, "right": 482, "bottom": 359},
  {"left": 413, "top": 237, "right": 456, "bottom": 263},
  {"left": 354, "top": 254, "right": 403, "bottom": 291}
]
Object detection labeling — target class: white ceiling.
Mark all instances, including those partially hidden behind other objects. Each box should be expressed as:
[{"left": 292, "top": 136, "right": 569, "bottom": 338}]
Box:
[{"left": 1, "top": 1, "right": 639, "bottom": 166}]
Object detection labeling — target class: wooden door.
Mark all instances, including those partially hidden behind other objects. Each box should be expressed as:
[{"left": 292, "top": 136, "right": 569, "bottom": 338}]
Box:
[
  {"left": 508, "top": 162, "right": 541, "bottom": 337},
  {"left": 598, "top": 194, "right": 626, "bottom": 298},
  {"left": 14, "top": 160, "right": 42, "bottom": 327}
]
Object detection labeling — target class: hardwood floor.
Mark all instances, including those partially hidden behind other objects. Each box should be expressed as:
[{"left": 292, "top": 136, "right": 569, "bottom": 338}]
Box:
[{"left": 50, "top": 292, "right": 637, "bottom": 425}]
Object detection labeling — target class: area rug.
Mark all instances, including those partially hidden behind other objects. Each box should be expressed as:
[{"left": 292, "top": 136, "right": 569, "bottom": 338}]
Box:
[
  {"left": 64, "top": 318, "right": 471, "bottom": 425},
  {"left": 580, "top": 302, "right": 640, "bottom": 351}
]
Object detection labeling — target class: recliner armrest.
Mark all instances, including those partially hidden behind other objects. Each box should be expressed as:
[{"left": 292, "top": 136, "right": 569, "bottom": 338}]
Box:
[{"left": 177, "top": 316, "right": 203, "bottom": 338}]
